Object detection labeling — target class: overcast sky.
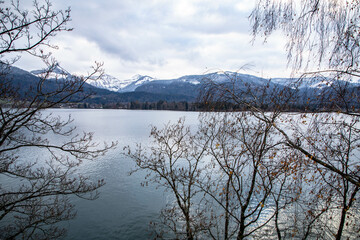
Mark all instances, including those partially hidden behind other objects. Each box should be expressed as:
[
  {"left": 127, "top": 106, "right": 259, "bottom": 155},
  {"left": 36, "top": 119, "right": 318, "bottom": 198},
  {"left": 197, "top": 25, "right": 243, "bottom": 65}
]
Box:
[{"left": 15, "top": 0, "right": 291, "bottom": 80}]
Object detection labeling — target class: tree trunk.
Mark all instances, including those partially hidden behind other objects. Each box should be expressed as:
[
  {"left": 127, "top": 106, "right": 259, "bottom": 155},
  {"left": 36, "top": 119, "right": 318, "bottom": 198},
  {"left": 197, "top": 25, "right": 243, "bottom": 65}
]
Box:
[
  {"left": 237, "top": 212, "right": 246, "bottom": 240},
  {"left": 185, "top": 213, "right": 194, "bottom": 240},
  {"left": 237, "top": 222, "right": 245, "bottom": 240},
  {"left": 224, "top": 178, "right": 230, "bottom": 239},
  {"left": 275, "top": 201, "right": 282, "bottom": 240},
  {"left": 335, "top": 206, "right": 347, "bottom": 240}
]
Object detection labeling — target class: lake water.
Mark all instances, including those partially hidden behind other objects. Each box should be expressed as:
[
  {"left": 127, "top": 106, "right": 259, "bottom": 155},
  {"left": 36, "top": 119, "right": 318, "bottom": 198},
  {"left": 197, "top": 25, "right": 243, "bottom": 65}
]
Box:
[
  {"left": 6, "top": 109, "right": 356, "bottom": 239},
  {"left": 53, "top": 109, "right": 200, "bottom": 240}
]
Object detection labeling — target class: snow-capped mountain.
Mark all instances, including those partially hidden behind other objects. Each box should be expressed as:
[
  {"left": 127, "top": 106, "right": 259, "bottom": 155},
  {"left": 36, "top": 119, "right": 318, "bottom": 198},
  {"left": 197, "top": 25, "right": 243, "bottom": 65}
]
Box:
[
  {"left": 118, "top": 75, "right": 155, "bottom": 92},
  {"left": 170, "top": 71, "right": 265, "bottom": 85},
  {"left": 272, "top": 77, "right": 360, "bottom": 89},
  {"left": 31, "top": 64, "right": 72, "bottom": 79},
  {"left": 30, "top": 65, "right": 360, "bottom": 99},
  {"left": 87, "top": 71, "right": 269, "bottom": 94},
  {"left": 6, "top": 63, "right": 358, "bottom": 106},
  {"left": 86, "top": 74, "right": 151, "bottom": 92},
  {"left": 271, "top": 77, "right": 329, "bottom": 89},
  {"left": 31, "top": 65, "right": 156, "bottom": 92}
]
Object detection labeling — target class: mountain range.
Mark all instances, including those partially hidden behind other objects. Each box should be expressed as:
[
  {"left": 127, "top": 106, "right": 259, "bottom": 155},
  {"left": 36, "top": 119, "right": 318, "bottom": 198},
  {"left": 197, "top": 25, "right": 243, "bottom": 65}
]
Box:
[
  {"left": 3, "top": 64, "right": 360, "bottom": 108},
  {"left": 33, "top": 65, "right": 360, "bottom": 94}
]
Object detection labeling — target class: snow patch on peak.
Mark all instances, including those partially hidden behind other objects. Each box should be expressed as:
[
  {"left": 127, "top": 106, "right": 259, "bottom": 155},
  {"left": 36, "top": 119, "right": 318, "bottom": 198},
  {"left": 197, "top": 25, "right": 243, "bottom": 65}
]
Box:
[
  {"left": 31, "top": 64, "right": 72, "bottom": 79},
  {"left": 87, "top": 74, "right": 156, "bottom": 92},
  {"left": 131, "top": 74, "right": 142, "bottom": 80},
  {"left": 88, "top": 74, "right": 134, "bottom": 92},
  {"left": 271, "top": 77, "right": 335, "bottom": 89},
  {"left": 134, "top": 75, "right": 155, "bottom": 86},
  {"left": 188, "top": 79, "right": 200, "bottom": 85}
]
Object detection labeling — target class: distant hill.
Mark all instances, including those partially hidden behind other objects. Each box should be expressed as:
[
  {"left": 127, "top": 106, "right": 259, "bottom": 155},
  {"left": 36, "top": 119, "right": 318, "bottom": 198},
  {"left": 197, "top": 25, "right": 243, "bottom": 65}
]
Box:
[{"left": 1, "top": 64, "right": 359, "bottom": 110}]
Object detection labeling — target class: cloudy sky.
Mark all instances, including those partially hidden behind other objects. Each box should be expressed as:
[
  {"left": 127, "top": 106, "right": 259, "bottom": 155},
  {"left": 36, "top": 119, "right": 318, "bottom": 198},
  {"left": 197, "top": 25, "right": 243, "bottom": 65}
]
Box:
[{"left": 15, "top": 0, "right": 290, "bottom": 80}]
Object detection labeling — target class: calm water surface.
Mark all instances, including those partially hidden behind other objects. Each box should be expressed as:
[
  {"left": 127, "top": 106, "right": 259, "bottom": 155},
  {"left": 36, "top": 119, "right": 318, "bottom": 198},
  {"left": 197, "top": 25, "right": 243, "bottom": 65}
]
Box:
[
  {"left": 53, "top": 109, "right": 200, "bottom": 240},
  {"left": 9, "top": 110, "right": 354, "bottom": 239}
]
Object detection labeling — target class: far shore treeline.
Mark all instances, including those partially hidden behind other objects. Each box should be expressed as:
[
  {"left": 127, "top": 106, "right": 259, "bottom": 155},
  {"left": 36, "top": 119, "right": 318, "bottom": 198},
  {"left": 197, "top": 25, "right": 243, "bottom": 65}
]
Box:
[{"left": 37, "top": 100, "right": 355, "bottom": 113}]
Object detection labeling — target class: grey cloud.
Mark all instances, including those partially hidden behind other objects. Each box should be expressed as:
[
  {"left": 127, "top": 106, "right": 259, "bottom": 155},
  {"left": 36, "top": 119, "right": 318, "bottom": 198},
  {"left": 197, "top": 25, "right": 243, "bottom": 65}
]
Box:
[
  {"left": 22, "top": 0, "right": 288, "bottom": 79},
  {"left": 59, "top": 0, "right": 251, "bottom": 61}
]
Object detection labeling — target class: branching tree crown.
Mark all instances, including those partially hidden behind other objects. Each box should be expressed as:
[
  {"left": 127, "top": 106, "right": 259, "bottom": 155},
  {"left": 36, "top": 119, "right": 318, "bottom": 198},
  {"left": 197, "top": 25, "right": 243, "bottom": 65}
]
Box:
[
  {"left": 251, "top": 0, "right": 360, "bottom": 78},
  {"left": 0, "top": 0, "right": 72, "bottom": 61},
  {"left": 0, "top": 1, "right": 116, "bottom": 239}
]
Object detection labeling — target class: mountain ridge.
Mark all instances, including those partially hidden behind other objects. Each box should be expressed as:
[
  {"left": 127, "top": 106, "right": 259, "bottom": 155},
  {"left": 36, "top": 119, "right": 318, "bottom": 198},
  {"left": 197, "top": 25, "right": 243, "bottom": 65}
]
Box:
[
  {"left": 3, "top": 64, "right": 359, "bottom": 109},
  {"left": 31, "top": 64, "right": 360, "bottom": 94}
]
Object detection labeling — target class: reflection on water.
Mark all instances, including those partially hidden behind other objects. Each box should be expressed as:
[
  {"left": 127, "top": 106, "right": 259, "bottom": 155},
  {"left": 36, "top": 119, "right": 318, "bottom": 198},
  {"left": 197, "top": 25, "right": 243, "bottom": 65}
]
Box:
[
  {"left": 9, "top": 109, "right": 358, "bottom": 239},
  {"left": 50, "top": 109, "right": 199, "bottom": 240}
]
